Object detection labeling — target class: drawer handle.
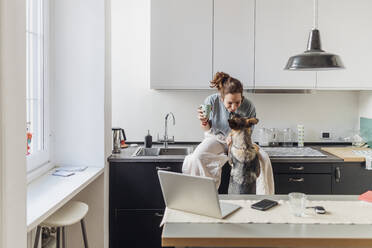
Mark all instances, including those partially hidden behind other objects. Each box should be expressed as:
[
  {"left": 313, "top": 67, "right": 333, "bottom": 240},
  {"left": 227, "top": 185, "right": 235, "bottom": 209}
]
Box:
[
  {"left": 156, "top": 166, "right": 172, "bottom": 171},
  {"left": 289, "top": 177, "right": 304, "bottom": 182},
  {"left": 154, "top": 212, "right": 164, "bottom": 217},
  {"left": 289, "top": 166, "right": 304, "bottom": 171}
]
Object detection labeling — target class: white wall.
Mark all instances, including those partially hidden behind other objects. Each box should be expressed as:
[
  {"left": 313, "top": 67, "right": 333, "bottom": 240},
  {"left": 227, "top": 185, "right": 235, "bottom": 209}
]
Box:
[
  {"left": 51, "top": 0, "right": 109, "bottom": 247},
  {"left": 359, "top": 91, "right": 372, "bottom": 118},
  {"left": 53, "top": 0, "right": 106, "bottom": 167},
  {"left": 112, "top": 0, "right": 359, "bottom": 143},
  {"left": 0, "top": 0, "right": 27, "bottom": 247}
]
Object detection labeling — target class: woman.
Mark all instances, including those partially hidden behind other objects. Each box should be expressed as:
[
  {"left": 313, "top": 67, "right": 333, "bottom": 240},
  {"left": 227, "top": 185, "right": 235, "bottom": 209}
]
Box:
[{"left": 182, "top": 72, "right": 256, "bottom": 188}]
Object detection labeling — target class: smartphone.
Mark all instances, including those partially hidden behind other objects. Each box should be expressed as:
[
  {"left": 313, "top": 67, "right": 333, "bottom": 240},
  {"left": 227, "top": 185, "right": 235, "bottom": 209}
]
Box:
[{"left": 251, "top": 199, "right": 278, "bottom": 211}]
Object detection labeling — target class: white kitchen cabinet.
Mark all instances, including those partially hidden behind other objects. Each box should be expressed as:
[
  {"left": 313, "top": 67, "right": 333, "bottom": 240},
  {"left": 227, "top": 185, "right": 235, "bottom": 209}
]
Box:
[
  {"left": 150, "top": 0, "right": 213, "bottom": 89},
  {"left": 317, "top": 0, "right": 372, "bottom": 90},
  {"left": 255, "top": 0, "right": 316, "bottom": 89},
  {"left": 213, "top": 0, "right": 255, "bottom": 88}
]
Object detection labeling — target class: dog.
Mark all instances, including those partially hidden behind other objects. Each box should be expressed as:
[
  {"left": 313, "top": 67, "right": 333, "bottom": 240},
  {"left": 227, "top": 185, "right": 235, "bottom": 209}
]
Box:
[{"left": 227, "top": 114, "right": 260, "bottom": 194}]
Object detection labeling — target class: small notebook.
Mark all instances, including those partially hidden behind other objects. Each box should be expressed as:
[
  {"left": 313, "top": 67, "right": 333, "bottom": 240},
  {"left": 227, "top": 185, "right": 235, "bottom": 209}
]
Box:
[
  {"left": 52, "top": 171, "right": 75, "bottom": 177},
  {"left": 358, "top": 191, "right": 372, "bottom": 203},
  {"left": 55, "top": 166, "right": 88, "bottom": 172}
]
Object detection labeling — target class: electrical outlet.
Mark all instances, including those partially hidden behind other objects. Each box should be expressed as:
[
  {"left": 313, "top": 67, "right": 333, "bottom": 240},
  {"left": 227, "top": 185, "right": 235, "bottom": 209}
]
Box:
[{"left": 320, "top": 131, "right": 331, "bottom": 139}]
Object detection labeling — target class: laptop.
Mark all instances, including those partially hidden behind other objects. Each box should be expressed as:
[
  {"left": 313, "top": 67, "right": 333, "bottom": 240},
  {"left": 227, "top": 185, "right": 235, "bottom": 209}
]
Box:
[{"left": 158, "top": 170, "right": 240, "bottom": 219}]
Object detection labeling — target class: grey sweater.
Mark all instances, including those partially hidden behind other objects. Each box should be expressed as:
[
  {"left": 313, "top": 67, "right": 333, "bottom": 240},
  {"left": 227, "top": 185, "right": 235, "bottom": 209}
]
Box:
[{"left": 204, "top": 93, "right": 256, "bottom": 137}]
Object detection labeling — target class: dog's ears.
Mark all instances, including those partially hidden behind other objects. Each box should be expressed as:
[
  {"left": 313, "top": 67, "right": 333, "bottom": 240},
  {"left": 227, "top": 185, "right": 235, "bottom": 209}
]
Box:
[{"left": 245, "top": 118, "right": 259, "bottom": 127}]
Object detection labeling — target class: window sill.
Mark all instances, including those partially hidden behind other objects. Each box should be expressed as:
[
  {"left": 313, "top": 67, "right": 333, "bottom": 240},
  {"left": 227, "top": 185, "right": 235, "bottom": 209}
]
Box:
[{"left": 27, "top": 166, "right": 104, "bottom": 231}]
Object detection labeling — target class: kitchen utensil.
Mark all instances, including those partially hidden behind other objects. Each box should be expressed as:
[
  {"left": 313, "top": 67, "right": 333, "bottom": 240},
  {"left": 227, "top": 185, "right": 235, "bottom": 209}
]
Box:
[{"left": 112, "top": 127, "right": 127, "bottom": 153}]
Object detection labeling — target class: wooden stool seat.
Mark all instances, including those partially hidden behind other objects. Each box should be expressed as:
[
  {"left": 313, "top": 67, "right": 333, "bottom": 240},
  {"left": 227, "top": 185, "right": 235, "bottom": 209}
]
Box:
[
  {"left": 43, "top": 201, "right": 88, "bottom": 227},
  {"left": 34, "top": 201, "right": 89, "bottom": 248}
]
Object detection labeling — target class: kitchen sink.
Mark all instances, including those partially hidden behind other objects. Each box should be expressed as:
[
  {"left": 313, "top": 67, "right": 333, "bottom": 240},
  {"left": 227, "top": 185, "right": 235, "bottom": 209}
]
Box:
[
  {"left": 158, "top": 147, "right": 190, "bottom": 156},
  {"left": 133, "top": 147, "right": 160, "bottom": 156},
  {"left": 132, "top": 147, "right": 191, "bottom": 156}
]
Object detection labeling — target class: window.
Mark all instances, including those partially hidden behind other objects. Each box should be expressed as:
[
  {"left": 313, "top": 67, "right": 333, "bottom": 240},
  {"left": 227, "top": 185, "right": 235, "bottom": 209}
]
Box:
[{"left": 26, "top": 0, "right": 50, "bottom": 171}]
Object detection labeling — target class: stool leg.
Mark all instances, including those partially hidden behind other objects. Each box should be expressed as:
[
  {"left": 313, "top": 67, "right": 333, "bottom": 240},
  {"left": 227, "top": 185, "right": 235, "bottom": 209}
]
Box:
[
  {"left": 56, "top": 227, "right": 61, "bottom": 248},
  {"left": 33, "top": 226, "right": 41, "bottom": 248},
  {"left": 80, "top": 219, "right": 89, "bottom": 248},
  {"left": 62, "top": 227, "right": 66, "bottom": 248}
]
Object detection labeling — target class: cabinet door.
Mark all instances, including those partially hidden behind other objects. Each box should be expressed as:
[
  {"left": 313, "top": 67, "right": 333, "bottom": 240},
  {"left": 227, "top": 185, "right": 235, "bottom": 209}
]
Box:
[
  {"left": 111, "top": 209, "right": 164, "bottom": 248},
  {"left": 274, "top": 174, "right": 332, "bottom": 194},
  {"left": 150, "top": 0, "right": 213, "bottom": 89},
  {"left": 255, "top": 0, "right": 316, "bottom": 89},
  {"left": 317, "top": 0, "right": 372, "bottom": 90},
  {"left": 110, "top": 162, "right": 182, "bottom": 209},
  {"left": 213, "top": 0, "right": 255, "bottom": 88},
  {"left": 333, "top": 164, "right": 372, "bottom": 194}
]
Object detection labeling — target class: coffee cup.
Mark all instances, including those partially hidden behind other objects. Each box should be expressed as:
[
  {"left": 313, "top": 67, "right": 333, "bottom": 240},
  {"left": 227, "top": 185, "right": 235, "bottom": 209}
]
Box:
[{"left": 199, "top": 104, "right": 212, "bottom": 119}]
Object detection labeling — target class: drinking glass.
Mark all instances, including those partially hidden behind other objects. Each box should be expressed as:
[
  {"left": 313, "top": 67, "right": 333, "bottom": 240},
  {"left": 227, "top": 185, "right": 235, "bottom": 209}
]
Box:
[
  {"left": 283, "top": 128, "right": 294, "bottom": 147},
  {"left": 288, "top": 192, "right": 307, "bottom": 217}
]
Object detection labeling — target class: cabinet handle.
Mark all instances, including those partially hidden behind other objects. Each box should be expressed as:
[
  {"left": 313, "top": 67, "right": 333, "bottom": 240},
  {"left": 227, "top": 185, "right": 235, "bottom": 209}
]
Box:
[
  {"left": 154, "top": 212, "right": 164, "bottom": 217},
  {"left": 335, "top": 167, "right": 341, "bottom": 183},
  {"left": 289, "top": 166, "right": 304, "bottom": 171},
  {"left": 289, "top": 177, "right": 304, "bottom": 182},
  {"left": 156, "top": 166, "right": 172, "bottom": 171}
]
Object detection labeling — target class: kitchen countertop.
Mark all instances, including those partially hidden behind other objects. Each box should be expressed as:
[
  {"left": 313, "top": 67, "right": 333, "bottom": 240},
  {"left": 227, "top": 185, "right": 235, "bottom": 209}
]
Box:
[
  {"left": 162, "top": 195, "right": 372, "bottom": 248},
  {"left": 108, "top": 143, "right": 345, "bottom": 163}
]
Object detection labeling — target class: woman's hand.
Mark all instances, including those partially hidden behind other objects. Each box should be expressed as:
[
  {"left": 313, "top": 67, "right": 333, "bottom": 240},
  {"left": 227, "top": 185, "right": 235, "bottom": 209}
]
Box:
[
  {"left": 197, "top": 108, "right": 210, "bottom": 130},
  {"left": 226, "top": 136, "right": 232, "bottom": 147}
]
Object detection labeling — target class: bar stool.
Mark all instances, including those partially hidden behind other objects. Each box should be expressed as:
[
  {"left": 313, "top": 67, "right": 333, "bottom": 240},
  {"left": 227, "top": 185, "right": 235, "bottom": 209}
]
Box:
[{"left": 34, "top": 201, "right": 89, "bottom": 248}]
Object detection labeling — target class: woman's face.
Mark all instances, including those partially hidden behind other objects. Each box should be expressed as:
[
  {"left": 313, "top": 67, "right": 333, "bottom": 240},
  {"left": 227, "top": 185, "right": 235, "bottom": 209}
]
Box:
[{"left": 222, "top": 93, "right": 242, "bottom": 113}]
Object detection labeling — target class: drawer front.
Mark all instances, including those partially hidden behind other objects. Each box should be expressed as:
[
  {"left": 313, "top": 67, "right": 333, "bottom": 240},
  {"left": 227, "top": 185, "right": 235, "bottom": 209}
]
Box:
[
  {"left": 110, "top": 162, "right": 182, "bottom": 209},
  {"left": 272, "top": 163, "right": 332, "bottom": 174},
  {"left": 274, "top": 174, "right": 332, "bottom": 194}
]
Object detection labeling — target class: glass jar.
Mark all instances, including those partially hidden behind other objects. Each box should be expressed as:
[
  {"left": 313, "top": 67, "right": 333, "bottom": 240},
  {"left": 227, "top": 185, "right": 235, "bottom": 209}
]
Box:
[{"left": 283, "top": 128, "right": 294, "bottom": 147}]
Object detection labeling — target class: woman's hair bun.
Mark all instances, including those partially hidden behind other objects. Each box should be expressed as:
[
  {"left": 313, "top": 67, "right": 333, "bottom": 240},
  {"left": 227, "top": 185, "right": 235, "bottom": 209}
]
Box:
[{"left": 210, "top": 72, "right": 230, "bottom": 90}]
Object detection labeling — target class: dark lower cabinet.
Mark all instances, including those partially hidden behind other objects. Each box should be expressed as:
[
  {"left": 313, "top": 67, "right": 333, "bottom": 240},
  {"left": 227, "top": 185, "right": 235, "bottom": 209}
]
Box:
[
  {"left": 110, "top": 160, "right": 371, "bottom": 248},
  {"left": 332, "top": 163, "right": 372, "bottom": 194},
  {"left": 110, "top": 161, "right": 182, "bottom": 248},
  {"left": 112, "top": 209, "right": 164, "bottom": 248}
]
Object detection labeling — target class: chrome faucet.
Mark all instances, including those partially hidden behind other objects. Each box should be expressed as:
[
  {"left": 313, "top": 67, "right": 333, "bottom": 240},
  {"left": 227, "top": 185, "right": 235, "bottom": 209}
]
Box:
[{"left": 158, "top": 112, "right": 175, "bottom": 148}]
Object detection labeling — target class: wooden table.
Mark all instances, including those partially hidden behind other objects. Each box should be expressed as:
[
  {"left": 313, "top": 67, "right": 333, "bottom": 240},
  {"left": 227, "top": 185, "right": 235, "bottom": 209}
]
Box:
[{"left": 162, "top": 195, "right": 372, "bottom": 248}]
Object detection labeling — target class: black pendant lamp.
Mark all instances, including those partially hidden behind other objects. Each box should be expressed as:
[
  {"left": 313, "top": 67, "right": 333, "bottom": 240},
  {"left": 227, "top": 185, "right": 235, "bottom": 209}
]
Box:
[{"left": 284, "top": 0, "right": 344, "bottom": 70}]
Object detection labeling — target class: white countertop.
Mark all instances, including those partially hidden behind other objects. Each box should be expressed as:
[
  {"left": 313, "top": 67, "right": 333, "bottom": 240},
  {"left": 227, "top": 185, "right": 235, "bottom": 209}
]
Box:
[
  {"left": 27, "top": 166, "right": 104, "bottom": 231},
  {"left": 162, "top": 195, "right": 372, "bottom": 248}
]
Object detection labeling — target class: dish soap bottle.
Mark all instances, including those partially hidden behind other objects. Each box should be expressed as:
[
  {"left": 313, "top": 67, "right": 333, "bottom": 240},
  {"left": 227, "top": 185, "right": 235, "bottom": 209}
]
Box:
[{"left": 144, "top": 130, "right": 152, "bottom": 148}]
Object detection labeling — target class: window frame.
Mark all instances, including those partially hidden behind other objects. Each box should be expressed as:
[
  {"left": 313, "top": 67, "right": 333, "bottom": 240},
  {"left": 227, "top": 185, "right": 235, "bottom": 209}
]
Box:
[{"left": 26, "top": 0, "right": 51, "bottom": 173}]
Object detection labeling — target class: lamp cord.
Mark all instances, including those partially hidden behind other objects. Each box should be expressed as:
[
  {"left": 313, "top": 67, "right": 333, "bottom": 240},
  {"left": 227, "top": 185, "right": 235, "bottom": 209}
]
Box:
[{"left": 313, "top": 0, "right": 318, "bottom": 29}]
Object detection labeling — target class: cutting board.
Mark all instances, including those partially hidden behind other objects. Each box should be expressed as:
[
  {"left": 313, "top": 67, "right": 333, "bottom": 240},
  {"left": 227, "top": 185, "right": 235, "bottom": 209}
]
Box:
[{"left": 321, "top": 147, "right": 372, "bottom": 162}]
